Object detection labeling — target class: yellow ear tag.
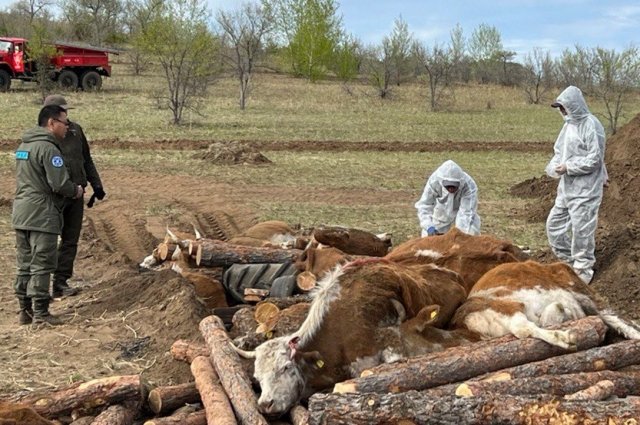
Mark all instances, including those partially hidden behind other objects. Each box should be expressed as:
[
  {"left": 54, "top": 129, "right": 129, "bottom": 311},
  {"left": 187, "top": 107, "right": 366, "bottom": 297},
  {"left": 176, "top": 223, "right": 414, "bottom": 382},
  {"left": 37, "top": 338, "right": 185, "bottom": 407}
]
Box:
[
  {"left": 430, "top": 311, "right": 438, "bottom": 319},
  {"left": 316, "top": 359, "right": 325, "bottom": 368},
  {"left": 266, "top": 331, "right": 273, "bottom": 339}
]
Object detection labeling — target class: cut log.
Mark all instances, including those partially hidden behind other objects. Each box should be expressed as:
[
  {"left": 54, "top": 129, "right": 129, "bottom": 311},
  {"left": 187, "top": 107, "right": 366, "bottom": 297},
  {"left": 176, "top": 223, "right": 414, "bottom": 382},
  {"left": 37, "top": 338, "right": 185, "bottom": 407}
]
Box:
[
  {"left": 564, "top": 379, "right": 616, "bottom": 401},
  {"left": 452, "top": 370, "right": 640, "bottom": 398},
  {"left": 334, "top": 316, "right": 606, "bottom": 394},
  {"left": 143, "top": 410, "right": 206, "bottom": 425},
  {"left": 244, "top": 288, "right": 270, "bottom": 298},
  {"left": 158, "top": 242, "right": 177, "bottom": 261},
  {"left": 13, "top": 375, "right": 145, "bottom": 419},
  {"left": 214, "top": 305, "right": 252, "bottom": 327},
  {"left": 199, "top": 315, "right": 269, "bottom": 425},
  {"left": 244, "top": 294, "right": 263, "bottom": 303},
  {"left": 91, "top": 404, "right": 136, "bottom": 425},
  {"left": 69, "top": 417, "right": 94, "bottom": 425},
  {"left": 189, "top": 240, "right": 201, "bottom": 256},
  {"left": 148, "top": 382, "right": 201, "bottom": 415},
  {"left": 308, "top": 392, "right": 640, "bottom": 424},
  {"left": 296, "top": 271, "right": 316, "bottom": 292},
  {"left": 196, "top": 240, "right": 302, "bottom": 267},
  {"left": 289, "top": 405, "right": 310, "bottom": 425},
  {"left": 190, "top": 356, "right": 236, "bottom": 425},
  {"left": 258, "top": 295, "right": 311, "bottom": 310},
  {"left": 254, "top": 302, "right": 280, "bottom": 325},
  {"left": 427, "top": 338, "right": 640, "bottom": 396},
  {"left": 170, "top": 340, "right": 208, "bottom": 364}
]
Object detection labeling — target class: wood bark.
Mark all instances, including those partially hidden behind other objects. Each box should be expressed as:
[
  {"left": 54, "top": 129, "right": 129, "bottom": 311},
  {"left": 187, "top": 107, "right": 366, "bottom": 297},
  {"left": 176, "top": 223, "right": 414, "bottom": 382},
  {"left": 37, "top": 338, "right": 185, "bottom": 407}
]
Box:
[
  {"left": 334, "top": 316, "right": 606, "bottom": 394},
  {"left": 308, "top": 392, "right": 640, "bottom": 425},
  {"left": 565, "top": 379, "right": 616, "bottom": 401},
  {"left": 170, "top": 340, "right": 208, "bottom": 363},
  {"left": 69, "top": 417, "right": 95, "bottom": 425},
  {"left": 148, "top": 382, "right": 201, "bottom": 415},
  {"left": 190, "top": 356, "right": 237, "bottom": 425},
  {"left": 143, "top": 410, "right": 206, "bottom": 425},
  {"left": 451, "top": 370, "right": 640, "bottom": 398},
  {"left": 427, "top": 338, "right": 640, "bottom": 396},
  {"left": 196, "top": 240, "right": 302, "bottom": 267},
  {"left": 199, "top": 315, "right": 269, "bottom": 425},
  {"left": 289, "top": 405, "right": 310, "bottom": 425},
  {"left": 91, "top": 404, "right": 136, "bottom": 425},
  {"left": 14, "top": 375, "right": 145, "bottom": 419},
  {"left": 158, "top": 242, "right": 177, "bottom": 261},
  {"left": 213, "top": 305, "right": 252, "bottom": 326}
]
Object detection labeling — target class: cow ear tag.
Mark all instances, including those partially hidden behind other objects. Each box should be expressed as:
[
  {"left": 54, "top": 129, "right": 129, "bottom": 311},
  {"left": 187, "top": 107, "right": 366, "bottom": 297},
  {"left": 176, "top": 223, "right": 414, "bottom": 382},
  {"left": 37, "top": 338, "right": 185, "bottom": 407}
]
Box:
[
  {"left": 430, "top": 310, "right": 438, "bottom": 319},
  {"left": 316, "top": 359, "right": 325, "bottom": 368},
  {"left": 266, "top": 331, "right": 273, "bottom": 339}
]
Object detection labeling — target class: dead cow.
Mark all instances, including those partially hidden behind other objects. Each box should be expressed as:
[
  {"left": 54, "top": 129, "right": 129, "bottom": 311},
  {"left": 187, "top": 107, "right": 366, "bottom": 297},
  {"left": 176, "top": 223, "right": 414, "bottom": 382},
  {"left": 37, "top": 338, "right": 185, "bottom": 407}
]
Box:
[
  {"left": 228, "top": 220, "right": 297, "bottom": 248},
  {"left": 312, "top": 225, "right": 392, "bottom": 256},
  {"left": 233, "top": 259, "right": 466, "bottom": 416}
]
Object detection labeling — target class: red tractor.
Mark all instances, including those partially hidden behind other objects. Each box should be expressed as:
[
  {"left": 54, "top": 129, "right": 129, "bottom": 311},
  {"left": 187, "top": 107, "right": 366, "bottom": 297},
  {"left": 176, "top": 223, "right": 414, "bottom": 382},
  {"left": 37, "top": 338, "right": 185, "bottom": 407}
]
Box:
[{"left": 0, "top": 37, "right": 119, "bottom": 92}]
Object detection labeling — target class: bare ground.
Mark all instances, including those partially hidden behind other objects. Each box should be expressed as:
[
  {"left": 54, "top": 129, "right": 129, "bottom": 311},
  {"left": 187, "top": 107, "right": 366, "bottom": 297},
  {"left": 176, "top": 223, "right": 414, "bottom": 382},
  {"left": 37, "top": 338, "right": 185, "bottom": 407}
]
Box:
[{"left": 0, "top": 136, "right": 637, "bottom": 401}]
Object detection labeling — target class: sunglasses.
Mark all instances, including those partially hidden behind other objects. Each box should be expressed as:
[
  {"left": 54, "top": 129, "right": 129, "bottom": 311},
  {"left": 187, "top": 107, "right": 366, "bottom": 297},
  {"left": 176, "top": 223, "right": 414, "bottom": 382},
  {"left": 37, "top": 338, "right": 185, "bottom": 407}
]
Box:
[{"left": 53, "top": 118, "right": 70, "bottom": 127}]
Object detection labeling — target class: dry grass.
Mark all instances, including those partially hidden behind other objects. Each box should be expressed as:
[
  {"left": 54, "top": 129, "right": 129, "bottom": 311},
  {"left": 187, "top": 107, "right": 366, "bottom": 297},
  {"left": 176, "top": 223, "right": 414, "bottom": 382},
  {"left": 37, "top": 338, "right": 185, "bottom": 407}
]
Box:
[{"left": 4, "top": 63, "right": 638, "bottom": 142}]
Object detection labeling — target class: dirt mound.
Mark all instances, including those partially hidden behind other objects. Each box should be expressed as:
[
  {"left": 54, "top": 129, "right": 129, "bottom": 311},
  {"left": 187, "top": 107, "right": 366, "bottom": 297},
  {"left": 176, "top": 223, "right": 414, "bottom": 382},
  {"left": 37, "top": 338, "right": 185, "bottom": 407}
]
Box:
[
  {"left": 512, "top": 113, "right": 640, "bottom": 320},
  {"left": 194, "top": 142, "right": 271, "bottom": 165}
]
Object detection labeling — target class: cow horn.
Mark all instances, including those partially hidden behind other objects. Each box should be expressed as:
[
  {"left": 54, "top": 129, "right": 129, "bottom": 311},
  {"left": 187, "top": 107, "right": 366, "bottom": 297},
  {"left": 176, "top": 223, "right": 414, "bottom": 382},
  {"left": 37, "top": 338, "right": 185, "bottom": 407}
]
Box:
[
  {"left": 166, "top": 226, "right": 179, "bottom": 243},
  {"left": 229, "top": 342, "right": 256, "bottom": 359}
]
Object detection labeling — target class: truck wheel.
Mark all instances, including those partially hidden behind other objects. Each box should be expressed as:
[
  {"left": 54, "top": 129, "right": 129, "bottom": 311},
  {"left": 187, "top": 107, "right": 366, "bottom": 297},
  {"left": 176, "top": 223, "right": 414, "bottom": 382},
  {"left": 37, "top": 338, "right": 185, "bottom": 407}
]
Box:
[
  {"left": 58, "top": 70, "right": 79, "bottom": 90},
  {"left": 0, "top": 70, "right": 11, "bottom": 92},
  {"left": 81, "top": 71, "right": 102, "bottom": 91}
]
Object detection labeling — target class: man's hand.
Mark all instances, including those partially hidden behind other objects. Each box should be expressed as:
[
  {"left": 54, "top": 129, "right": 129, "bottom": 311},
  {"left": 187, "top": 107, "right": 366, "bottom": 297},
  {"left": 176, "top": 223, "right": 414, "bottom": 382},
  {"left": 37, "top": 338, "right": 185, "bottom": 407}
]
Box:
[
  {"left": 555, "top": 164, "right": 567, "bottom": 175},
  {"left": 74, "top": 185, "right": 84, "bottom": 199},
  {"left": 427, "top": 226, "right": 437, "bottom": 236},
  {"left": 93, "top": 186, "right": 106, "bottom": 200}
]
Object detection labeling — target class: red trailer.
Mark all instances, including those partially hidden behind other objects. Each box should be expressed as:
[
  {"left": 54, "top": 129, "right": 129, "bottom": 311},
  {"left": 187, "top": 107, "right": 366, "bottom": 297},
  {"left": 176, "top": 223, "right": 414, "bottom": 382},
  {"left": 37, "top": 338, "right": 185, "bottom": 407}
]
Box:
[{"left": 0, "top": 37, "right": 119, "bottom": 92}]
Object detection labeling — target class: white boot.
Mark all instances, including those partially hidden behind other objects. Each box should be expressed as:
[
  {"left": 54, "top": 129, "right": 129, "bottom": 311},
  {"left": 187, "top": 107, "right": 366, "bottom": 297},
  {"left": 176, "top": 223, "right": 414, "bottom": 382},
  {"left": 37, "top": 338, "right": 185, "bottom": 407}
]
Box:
[{"left": 574, "top": 268, "right": 594, "bottom": 284}]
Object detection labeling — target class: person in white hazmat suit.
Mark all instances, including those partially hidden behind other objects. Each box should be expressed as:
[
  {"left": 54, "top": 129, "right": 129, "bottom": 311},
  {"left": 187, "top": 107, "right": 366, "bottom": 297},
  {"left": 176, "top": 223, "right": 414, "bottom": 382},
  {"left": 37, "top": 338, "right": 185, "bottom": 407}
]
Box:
[
  {"left": 545, "top": 86, "right": 607, "bottom": 284},
  {"left": 415, "top": 160, "right": 481, "bottom": 237}
]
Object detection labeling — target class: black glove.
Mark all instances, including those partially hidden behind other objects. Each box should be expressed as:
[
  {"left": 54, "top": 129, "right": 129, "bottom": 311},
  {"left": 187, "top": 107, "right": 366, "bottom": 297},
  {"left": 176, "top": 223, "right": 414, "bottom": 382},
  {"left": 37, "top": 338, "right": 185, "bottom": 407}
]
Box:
[
  {"left": 93, "top": 186, "right": 106, "bottom": 200},
  {"left": 87, "top": 193, "right": 97, "bottom": 208}
]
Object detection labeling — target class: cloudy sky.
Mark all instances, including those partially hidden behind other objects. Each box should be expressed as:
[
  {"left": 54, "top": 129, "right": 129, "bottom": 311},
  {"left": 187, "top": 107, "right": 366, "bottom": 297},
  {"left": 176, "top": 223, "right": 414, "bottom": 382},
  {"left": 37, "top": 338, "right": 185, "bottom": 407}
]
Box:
[{"left": 2, "top": 0, "right": 638, "bottom": 60}]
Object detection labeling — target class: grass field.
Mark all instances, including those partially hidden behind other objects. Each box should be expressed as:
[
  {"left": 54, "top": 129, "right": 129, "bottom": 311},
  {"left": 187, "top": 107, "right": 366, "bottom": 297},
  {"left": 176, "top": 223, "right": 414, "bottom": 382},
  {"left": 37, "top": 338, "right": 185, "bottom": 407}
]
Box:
[{"left": 3, "top": 63, "right": 639, "bottom": 142}]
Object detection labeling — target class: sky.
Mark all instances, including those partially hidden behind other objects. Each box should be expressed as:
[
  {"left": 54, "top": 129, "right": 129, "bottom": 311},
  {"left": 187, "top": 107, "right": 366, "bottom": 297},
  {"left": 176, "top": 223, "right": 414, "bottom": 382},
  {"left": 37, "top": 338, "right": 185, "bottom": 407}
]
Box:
[{"left": 1, "top": 0, "right": 639, "bottom": 61}]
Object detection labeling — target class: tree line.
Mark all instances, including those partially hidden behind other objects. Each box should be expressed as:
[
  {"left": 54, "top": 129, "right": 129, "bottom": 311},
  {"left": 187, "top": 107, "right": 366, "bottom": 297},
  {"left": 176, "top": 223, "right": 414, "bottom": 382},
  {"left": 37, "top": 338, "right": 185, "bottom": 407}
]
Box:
[{"left": 1, "top": 0, "right": 639, "bottom": 132}]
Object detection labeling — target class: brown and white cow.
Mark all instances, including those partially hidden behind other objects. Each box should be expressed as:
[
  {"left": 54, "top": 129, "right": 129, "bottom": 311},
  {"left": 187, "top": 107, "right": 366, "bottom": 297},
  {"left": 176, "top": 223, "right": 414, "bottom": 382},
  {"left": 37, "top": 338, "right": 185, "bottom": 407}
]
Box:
[{"left": 233, "top": 259, "right": 467, "bottom": 416}]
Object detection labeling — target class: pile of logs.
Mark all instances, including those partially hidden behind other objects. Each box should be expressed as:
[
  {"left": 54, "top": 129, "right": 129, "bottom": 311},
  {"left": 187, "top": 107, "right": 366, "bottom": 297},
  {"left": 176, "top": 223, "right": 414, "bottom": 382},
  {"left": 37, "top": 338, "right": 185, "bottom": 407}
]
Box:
[{"left": 4, "top": 312, "right": 640, "bottom": 424}]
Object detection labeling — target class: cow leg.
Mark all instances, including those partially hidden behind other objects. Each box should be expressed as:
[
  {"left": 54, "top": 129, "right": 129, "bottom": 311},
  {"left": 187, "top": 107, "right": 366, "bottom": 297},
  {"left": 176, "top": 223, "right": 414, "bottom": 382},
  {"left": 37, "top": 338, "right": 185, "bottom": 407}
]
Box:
[
  {"left": 507, "top": 312, "right": 577, "bottom": 349},
  {"left": 539, "top": 302, "right": 567, "bottom": 327}
]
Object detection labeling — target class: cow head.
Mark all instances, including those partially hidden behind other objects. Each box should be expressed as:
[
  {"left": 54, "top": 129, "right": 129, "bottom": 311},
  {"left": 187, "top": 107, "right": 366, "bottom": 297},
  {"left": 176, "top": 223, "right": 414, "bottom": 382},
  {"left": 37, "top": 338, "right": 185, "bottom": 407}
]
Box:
[{"left": 235, "top": 335, "right": 324, "bottom": 416}]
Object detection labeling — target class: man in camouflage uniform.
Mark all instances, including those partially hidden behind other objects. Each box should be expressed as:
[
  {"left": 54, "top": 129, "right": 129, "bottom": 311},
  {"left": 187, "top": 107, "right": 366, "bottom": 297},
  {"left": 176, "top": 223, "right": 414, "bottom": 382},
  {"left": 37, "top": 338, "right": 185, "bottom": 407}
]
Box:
[
  {"left": 12, "top": 105, "right": 83, "bottom": 326},
  {"left": 43, "top": 95, "right": 105, "bottom": 298}
]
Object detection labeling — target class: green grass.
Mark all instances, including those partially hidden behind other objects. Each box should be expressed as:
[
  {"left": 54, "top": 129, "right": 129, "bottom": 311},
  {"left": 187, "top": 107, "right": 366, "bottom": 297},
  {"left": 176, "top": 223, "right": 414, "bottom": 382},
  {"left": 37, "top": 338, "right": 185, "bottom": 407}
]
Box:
[{"left": 3, "top": 65, "right": 639, "bottom": 143}]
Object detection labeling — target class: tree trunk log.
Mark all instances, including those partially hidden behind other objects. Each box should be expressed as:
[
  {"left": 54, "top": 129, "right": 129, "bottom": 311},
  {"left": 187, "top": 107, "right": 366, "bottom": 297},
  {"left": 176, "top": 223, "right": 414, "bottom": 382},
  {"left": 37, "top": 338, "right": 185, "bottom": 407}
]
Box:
[
  {"left": 170, "top": 340, "right": 208, "bottom": 364},
  {"left": 289, "top": 405, "right": 310, "bottom": 425},
  {"left": 308, "top": 392, "right": 640, "bottom": 425},
  {"left": 426, "top": 338, "right": 640, "bottom": 396},
  {"left": 451, "top": 370, "right": 640, "bottom": 398},
  {"left": 564, "top": 379, "right": 616, "bottom": 401},
  {"left": 196, "top": 240, "right": 301, "bottom": 267},
  {"left": 143, "top": 410, "right": 206, "bottom": 425},
  {"left": 148, "top": 382, "right": 201, "bottom": 415},
  {"left": 91, "top": 404, "right": 136, "bottom": 425},
  {"left": 199, "top": 315, "right": 268, "bottom": 425},
  {"left": 190, "top": 356, "right": 237, "bottom": 425},
  {"left": 334, "top": 316, "right": 606, "bottom": 394},
  {"left": 158, "top": 242, "right": 177, "bottom": 261},
  {"left": 14, "top": 375, "right": 145, "bottom": 419}
]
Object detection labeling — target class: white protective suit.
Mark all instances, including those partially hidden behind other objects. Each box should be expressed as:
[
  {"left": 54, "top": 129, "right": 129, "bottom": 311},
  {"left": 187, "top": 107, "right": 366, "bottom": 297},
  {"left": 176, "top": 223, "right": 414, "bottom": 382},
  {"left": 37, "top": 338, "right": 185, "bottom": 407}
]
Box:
[
  {"left": 545, "top": 86, "right": 606, "bottom": 284},
  {"left": 415, "top": 160, "right": 481, "bottom": 236}
]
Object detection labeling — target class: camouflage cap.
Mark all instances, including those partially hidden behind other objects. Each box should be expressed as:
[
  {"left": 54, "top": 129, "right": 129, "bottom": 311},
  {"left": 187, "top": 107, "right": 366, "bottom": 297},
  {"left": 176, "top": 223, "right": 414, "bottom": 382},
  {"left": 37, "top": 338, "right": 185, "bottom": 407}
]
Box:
[{"left": 43, "top": 94, "right": 73, "bottom": 110}]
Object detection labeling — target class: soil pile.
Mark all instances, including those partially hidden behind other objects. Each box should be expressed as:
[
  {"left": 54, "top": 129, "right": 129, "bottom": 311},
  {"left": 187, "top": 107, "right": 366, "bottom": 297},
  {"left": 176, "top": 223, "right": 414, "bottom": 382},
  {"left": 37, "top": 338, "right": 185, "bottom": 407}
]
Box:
[
  {"left": 195, "top": 142, "right": 272, "bottom": 165},
  {"left": 511, "top": 114, "right": 640, "bottom": 319}
]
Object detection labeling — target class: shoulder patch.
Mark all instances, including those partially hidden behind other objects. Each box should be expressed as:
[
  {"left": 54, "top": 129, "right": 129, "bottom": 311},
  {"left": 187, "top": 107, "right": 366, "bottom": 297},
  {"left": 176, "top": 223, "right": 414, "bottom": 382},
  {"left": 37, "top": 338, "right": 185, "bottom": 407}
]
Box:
[
  {"left": 51, "top": 155, "right": 64, "bottom": 168},
  {"left": 16, "top": 151, "right": 29, "bottom": 160}
]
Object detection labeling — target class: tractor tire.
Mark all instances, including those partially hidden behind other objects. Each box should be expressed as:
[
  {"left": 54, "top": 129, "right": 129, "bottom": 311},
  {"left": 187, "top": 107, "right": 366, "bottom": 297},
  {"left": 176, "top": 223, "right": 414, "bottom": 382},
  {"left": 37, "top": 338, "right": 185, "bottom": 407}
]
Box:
[
  {"left": 81, "top": 70, "right": 102, "bottom": 91},
  {"left": 0, "top": 69, "right": 11, "bottom": 92},
  {"left": 58, "top": 70, "right": 79, "bottom": 90}
]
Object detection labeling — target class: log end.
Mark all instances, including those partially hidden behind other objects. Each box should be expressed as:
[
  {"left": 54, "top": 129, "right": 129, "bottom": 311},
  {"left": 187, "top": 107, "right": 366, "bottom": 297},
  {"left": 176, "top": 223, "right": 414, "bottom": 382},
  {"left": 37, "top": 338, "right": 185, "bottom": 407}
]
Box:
[
  {"left": 333, "top": 382, "right": 356, "bottom": 394},
  {"left": 480, "top": 372, "right": 512, "bottom": 382},
  {"left": 454, "top": 383, "right": 474, "bottom": 398},
  {"left": 296, "top": 271, "right": 317, "bottom": 292},
  {"left": 360, "top": 370, "right": 374, "bottom": 378},
  {"left": 147, "top": 389, "right": 163, "bottom": 415}
]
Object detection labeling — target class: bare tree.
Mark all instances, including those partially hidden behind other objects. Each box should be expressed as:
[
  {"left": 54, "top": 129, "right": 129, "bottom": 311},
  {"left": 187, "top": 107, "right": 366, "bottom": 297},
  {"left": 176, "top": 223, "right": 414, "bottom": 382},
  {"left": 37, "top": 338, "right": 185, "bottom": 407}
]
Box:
[
  {"left": 12, "top": 0, "right": 54, "bottom": 24},
  {"left": 414, "top": 41, "right": 454, "bottom": 111},
  {"left": 521, "top": 48, "right": 555, "bottom": 104},
  {"left": 61, "top": 0, "right": 123, "bottom": 45},
  {"left": 217, "top": 2, "right": 271, "bottom": 110},
  {"left": 591, "top": 46, "right": 640, "bottom": 134},
  {"left": 362, "top": 41, "right": 393, "bottom": 98},
  {"left": 556, "top": 45, "right": 596, "bottom": 92}
]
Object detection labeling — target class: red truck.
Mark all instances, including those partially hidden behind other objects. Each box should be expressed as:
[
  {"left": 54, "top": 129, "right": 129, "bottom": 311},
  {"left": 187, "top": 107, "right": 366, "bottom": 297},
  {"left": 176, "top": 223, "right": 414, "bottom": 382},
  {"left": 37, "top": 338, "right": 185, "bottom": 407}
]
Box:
[{"left": 0, "top": 37, "right": 119, "bottom": 92}]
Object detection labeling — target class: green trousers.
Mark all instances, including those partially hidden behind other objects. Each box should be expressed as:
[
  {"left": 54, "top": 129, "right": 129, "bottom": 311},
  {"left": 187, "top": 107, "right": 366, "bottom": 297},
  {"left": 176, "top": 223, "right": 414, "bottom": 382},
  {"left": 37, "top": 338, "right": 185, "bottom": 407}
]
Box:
[
  {"left": 14, "top": 229, "right": 58, "bottom": 302},
  {"left": 53, "top": 196, "right": 84, "bottom": 288}
]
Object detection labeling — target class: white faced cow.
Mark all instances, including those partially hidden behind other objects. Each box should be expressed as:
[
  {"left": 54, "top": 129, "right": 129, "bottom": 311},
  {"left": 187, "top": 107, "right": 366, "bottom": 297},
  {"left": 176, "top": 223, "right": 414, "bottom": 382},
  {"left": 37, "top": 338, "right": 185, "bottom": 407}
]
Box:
[{"left": 233, "top": 258, "right": 467, "bottom": 416}]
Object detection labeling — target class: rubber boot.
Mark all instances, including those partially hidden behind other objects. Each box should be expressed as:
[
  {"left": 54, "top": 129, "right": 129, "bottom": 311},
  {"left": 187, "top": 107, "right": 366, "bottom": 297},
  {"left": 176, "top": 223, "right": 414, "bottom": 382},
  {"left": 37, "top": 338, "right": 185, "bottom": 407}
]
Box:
[
  {"left": 17, "top": 297, "right": 33, "bottom": 325},
  {"left": 32, "top": 298, "right": 65, "bottom": 327},
  {"left": 52, "top": 281, "right": 79, "bottom": 298}
]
